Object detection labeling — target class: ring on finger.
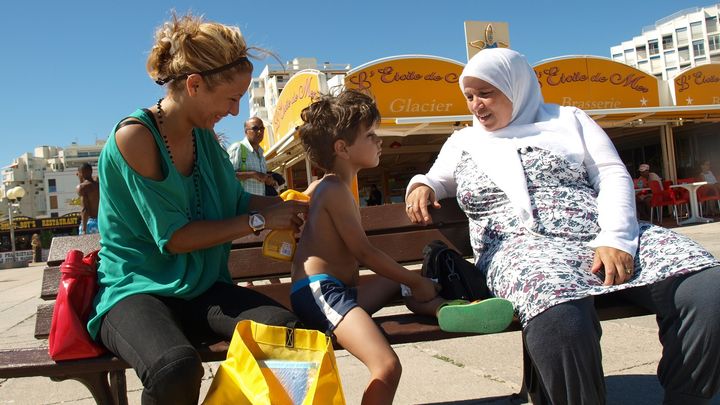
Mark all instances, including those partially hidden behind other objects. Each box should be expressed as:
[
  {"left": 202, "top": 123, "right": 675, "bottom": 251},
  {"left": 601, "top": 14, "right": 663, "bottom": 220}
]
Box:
[
  {"left": 621, "top": 268, "right": 632, "bottom": 275},
  {"left": 406, "top": 203, "right": 413, "bottom": 208}
]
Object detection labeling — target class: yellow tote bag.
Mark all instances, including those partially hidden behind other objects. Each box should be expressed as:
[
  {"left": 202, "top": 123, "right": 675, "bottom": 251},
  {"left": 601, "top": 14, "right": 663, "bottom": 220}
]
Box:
[{"left": 203, "top": 320, "right": 345, "bottom": 405}]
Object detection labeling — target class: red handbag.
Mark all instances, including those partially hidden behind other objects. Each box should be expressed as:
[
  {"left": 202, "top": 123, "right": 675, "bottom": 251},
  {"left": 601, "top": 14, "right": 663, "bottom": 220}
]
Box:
[{"left": 48, "top": 249, "right": 107, "bottom": 360}]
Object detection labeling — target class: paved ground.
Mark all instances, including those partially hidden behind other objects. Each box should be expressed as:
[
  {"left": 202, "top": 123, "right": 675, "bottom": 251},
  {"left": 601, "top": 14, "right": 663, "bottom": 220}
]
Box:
[{"left": 0, "top": 221, "right": 718, "bottom": 404}]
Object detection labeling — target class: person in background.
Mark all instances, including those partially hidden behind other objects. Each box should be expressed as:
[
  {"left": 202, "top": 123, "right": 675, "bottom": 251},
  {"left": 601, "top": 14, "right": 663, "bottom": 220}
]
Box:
[
  {"left": 228, "top": 117, "right": 276, "bottom": 195},
  {"left": 698, "top": 160, "right": 720, "bottom": 192},
  {"left": 405, "top": 48, "right": 720, "bottom": 405},
  {"left": 366, "top": 183, "right": 383, "bottom": 206},
  {"left": 76, "top": 163, "right": 100, "bottom": 235},
  {"left": 697, "top": 160, "right": 720, "bottom": 215},
  {"left": 635, "top": 163, "right": 662, "bottom": 189},
  {"left": 633, "top": 163, "right": 663, "bottom": 220},
  {"left": 31, "top": 233, "right": 42, "bottom": 263},
  {"left": 264, "top": 171, "right": 286, "bottom": 196},
  {"left": 89, "top": 12, "right": 308, "bottom": 404}
]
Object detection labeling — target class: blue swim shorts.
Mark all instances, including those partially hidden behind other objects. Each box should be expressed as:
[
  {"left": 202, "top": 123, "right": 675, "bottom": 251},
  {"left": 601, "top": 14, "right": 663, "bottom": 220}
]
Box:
[
  {"left": 79, "top": 218, "right": 99, "bottom": 235},
  {"left": 290, "top": 274, "right": 358, "bottom": 335}
]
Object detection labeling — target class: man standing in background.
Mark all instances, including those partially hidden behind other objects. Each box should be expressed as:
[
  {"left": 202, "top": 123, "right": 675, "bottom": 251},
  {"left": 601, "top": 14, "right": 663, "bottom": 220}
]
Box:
[
  {"left": 228, "top": 117, "right": 277, "bottom": 195},
  {"left": 77, "top": 163, "right": 100, "bottom": 234}
]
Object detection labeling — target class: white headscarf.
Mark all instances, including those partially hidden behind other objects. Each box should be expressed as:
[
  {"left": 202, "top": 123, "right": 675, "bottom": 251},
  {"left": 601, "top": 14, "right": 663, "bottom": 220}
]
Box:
[{"left": 452, "top": 48, "right": 586, "bottom": 226}]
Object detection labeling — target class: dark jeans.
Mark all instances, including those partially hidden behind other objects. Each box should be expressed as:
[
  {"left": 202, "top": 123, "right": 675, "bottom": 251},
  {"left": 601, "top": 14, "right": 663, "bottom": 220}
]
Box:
[
  {"left": 99, "top": 282, "right": 298, "bottom": 405},
  {"left": 524, "top": 267, "right": 720, "bottom": 405}
]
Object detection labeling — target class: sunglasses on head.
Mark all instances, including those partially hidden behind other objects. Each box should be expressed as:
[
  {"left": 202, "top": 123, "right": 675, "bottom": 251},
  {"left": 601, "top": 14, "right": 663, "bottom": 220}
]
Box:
[{"left": 247, "top": 125, "right": 264, "bottom": 132}]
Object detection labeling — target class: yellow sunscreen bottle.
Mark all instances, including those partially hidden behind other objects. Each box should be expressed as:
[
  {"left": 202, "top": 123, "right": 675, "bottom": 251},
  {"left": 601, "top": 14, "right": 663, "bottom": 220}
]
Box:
[{"left": 262, "top": 189, "right": 310, "bottom": 261}]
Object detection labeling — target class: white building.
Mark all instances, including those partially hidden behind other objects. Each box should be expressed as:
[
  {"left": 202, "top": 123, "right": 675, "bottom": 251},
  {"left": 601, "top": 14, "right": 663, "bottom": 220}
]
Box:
[
  {"left": 1, "top": 141, "right": 104, "bottom": 220},
  {"left": 611, "top": 4, "right": 720, "bottom": 80},
  {"left": 248, "top": 57, "right": 350, "bottom": 144}
]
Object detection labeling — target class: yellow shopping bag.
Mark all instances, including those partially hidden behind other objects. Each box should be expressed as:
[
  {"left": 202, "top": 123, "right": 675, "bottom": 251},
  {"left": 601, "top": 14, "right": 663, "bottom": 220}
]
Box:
[{"left": 202, "top": 320, "right": 345, "bottom": 405}]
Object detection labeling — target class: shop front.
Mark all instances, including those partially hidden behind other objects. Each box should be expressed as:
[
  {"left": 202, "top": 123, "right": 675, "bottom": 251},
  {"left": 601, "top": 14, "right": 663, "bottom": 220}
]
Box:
[
  {"left": 0, "top": 212, "right": 81, "bottom": 261},
  {"left": 262, "top": 53, "right": 720, "bottom": 205}
]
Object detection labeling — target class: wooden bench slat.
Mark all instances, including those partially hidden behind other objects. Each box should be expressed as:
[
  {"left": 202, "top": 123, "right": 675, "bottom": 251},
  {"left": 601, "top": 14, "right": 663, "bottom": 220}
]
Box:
[
  {"left": 47, "top": 234, "right": 102, "bottom": 266},
  {"left": 34, "top": 303, "right": 54, "bottom": 339},
  {"left": 41, "top": 267, "right": 60, "bottom": 300}
]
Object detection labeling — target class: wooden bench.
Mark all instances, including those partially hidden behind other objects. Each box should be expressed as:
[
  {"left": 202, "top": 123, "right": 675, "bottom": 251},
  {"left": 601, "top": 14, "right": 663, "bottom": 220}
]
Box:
[{"left": 0, "top": 200, "right": 651, "bottom": 404}]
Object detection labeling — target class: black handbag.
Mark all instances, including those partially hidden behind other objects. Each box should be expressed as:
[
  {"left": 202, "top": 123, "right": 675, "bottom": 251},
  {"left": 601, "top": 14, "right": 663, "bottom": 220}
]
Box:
[{"left": 421, "top": 240, "right": 490, "bottom": 301}]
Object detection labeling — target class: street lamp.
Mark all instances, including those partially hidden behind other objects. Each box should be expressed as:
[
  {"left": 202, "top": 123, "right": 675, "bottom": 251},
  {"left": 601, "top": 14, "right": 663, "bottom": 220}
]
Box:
[{"left": 6, "top": 186, "right": 26, "bottom": 263}]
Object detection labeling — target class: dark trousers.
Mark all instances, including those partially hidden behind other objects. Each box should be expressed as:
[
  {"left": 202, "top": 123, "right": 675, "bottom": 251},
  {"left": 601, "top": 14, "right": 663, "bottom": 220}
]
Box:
[
  {"left": 524, "top": 267, "right": 720, "bottom": 405},
  {"left": 99, "top": 282, "right": 298, "bottom": 405}
]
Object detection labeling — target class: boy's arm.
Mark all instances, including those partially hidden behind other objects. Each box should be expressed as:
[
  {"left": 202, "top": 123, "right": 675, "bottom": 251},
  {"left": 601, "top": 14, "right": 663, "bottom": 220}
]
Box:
[{"left": 324, "top": 184, "right": 437, "bottom": 301}]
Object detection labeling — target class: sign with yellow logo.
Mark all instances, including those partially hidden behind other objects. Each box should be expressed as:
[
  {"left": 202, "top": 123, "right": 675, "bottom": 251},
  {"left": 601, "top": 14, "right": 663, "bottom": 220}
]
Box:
[
  {"left": 270, "top": 70, "right": 327, "bottom": 148},
  {"left": 673, "top": 64, "right": 720, "bottom": 105},
  {"left": 0, "top": 212, "right": 81, "bottom": 232},
  {"left": 533, "top": 57, "right": 660, "bottom": 109},
  {"left": 344, "top": 56, "right": 467, "bottom": 119},
  {"left": 464, "top": 21, "right": 510, "bottom": 61}
]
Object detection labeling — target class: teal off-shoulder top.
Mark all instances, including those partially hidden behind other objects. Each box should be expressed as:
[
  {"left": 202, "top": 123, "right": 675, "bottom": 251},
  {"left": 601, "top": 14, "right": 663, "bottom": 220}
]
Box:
[{"left": 88, "top": 109, "right": 251, "bottom": 338}]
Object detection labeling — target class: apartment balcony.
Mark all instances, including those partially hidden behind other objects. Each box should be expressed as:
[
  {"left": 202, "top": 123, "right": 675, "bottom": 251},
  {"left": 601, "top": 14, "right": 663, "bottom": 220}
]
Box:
[{"left": 251, "top": 87, "right": 264, "bottom": 98}]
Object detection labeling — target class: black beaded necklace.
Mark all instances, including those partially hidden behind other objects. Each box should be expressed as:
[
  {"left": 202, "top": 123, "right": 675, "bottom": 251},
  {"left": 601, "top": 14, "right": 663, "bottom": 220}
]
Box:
[{"left": 156, "top": 98, "right": 202, "bottom": 221}]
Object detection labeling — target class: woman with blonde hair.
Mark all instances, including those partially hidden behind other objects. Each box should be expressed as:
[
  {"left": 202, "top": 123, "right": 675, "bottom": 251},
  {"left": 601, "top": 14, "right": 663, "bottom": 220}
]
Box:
[{"left": 88, "top": 12, "right": 307, "bottom": 404}]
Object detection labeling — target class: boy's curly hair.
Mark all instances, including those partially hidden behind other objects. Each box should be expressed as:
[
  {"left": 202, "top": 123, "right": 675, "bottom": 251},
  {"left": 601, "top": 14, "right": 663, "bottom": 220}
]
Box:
[{"left": 299, "top": 90, "right": 381, "bottom": 172}]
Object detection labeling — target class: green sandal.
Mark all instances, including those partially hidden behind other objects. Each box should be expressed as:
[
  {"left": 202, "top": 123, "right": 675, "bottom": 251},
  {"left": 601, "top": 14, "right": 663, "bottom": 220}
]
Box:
[{"left": 437, "top": 297, "right": 514, "bottom": 334}]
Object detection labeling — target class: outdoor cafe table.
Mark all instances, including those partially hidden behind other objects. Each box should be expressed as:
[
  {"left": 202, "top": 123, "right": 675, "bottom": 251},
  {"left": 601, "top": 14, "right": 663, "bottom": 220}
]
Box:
[{"left": 670, "top": 181, "right": 713, "bottom": 225}]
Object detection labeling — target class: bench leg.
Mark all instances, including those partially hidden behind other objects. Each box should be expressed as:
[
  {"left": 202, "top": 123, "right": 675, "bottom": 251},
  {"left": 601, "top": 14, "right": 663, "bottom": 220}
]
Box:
[{"left": 51, "top": 370, "right": 128, "bottom": 405}]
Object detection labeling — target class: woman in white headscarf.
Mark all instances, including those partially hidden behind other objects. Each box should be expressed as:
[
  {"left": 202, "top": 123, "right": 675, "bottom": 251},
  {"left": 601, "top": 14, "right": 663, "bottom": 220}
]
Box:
[{"left": 405, "top": 48, "right": 720, "bottom": 405}]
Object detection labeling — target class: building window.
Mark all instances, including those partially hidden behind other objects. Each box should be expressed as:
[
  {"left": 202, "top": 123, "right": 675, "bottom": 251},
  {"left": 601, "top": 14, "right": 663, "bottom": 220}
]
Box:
[
  {"left": 691, "top": 21, "right": 704, "bottom": 40},
  {"left": 695, "top": 56, "right": 708, "bottom": 65},
  {"left": 707, "top": 16, "right": 718, "bottom": 33},
  {"left": 612, "top": 53, "right": 623, "bottom": 61},
  {"left": 648, "top": 39, "right": 659, "bottom": 55},
  {"left": 664, "top": 50, "right": 677, "bottom": 66},
  {"left": 624, "top": 49, "right": 635, "bottom": 65},
  {"left": 661, "top": 34, "right": 673, "bottom": 50},
  {"left": 709, "top": 34, "right": 720, "bottom": 52},
  {"left": 649, "top": 55, "right": 662, "bottom": 72},
  {"left": 676, "top": 27, "right": 689, "bottom": 47},
  {"left": 637, "top": 60, "right": 649, "bottom": 72},
  {"left": 693, "top": 40, "right": 706, "bottom": 56},
  {"left": 711, "top": 54, "right": 720, "bottom": 63},
  {"left": 666, "top": 67, "right": 678, "bottom": 78},
  {"left": 51, "top": 212, "right": 58, "bottom": 218},
  {"left": 49, "top": 195, "right": 58, "bottom": 209},
  {"left": 48, "top": 179, "right": 56, "bottom": 193},
  {"left": 635, "top": 45, "right": 647, "bottom": 59},
  {"left": 678, "top": 47, "right": 691, "bottom": 65}
]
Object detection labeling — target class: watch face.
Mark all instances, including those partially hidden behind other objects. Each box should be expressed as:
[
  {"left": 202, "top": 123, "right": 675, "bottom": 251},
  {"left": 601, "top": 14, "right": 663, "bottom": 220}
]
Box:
[{"left": 250, "top": 214, "right": 265, "bottom": 229}]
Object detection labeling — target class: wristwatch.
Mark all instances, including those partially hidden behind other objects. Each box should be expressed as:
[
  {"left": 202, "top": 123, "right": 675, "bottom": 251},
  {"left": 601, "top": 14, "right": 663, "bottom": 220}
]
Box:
[{"left": 248, "top": 211, "right": 266, "bottom": 234}]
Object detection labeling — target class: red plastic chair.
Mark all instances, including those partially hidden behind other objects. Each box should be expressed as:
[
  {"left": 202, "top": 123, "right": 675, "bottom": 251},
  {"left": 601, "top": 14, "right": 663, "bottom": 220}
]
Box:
[
  {"left": 648, "top": 180, "right": 689, "bottom": 224},
  {"left": 698, "top": 184, "right": 720, "bottom": 217}
]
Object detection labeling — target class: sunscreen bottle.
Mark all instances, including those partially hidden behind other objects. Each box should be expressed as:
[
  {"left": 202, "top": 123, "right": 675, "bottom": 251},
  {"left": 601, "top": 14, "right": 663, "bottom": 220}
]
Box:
[{"left": 262, "top": 189, "right": 310, "bottom": 261}]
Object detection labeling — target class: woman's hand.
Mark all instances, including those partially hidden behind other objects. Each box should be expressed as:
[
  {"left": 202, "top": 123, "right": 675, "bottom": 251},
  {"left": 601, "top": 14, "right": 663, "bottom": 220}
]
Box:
[
  {"left": 405, "top": 185, "right": 440, "bottom": 225},
  {"left": 261, "top": 200, "right": 309, "bottom": 233},
  {"left": 590, "top": 246, "right": 635, "bottom": 286}
]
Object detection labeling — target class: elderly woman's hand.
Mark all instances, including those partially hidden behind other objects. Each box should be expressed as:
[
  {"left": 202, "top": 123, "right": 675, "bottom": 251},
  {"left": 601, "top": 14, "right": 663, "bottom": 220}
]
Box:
[
  {"left": 405, "top": 185, "right": 440, "bottom": 225},
  {"left": 590, "top": 246, "right": 635, "bottom": 286}
]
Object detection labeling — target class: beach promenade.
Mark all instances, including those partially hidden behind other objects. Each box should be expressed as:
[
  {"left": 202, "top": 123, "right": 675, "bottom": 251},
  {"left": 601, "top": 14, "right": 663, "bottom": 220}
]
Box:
[{"left": 1, "top": 222, "right": 718, "bottom": 404}]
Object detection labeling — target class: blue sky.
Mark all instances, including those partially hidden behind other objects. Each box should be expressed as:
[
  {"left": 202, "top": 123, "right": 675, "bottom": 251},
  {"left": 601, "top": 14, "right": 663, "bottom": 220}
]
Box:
[{"left": 0, "top": 1, "right": 706, "bottom": 167}]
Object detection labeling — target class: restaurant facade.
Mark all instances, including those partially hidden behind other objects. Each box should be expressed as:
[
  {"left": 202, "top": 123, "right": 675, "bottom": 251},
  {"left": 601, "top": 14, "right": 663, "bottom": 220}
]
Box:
[{"left": 260, "top": 51, "right": 720, "bottom": 205}]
